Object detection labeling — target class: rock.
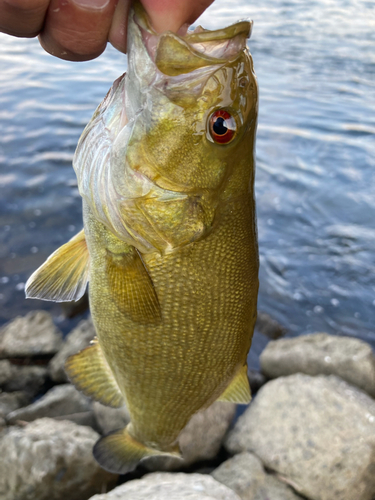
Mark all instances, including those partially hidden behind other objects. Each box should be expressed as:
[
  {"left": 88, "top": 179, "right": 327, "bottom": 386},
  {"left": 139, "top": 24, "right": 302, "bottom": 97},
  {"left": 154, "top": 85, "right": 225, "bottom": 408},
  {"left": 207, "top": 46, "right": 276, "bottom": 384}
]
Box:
[
  {"left": 247, "top": 369, "right": 266, "bottom": 394},
  {"left": 0, "top": 311, "right": 62, "bottom": 358},
  {"left": 0, "top": 359, "right": 48, "bottom": 394},
  {"left": 212, "top": 452, "right": 303, "bottom": 500},
  {"left": 54, "top": 411, "right": 99, "bottom": 431},
  {"left": 93, "top": 401, "right": 130, "bottom": 435},
  {"left": 145, "top": 401, "right": 236, "bottom": 471},
  {"left": 225, "top": 374, "right": 375, "bottom": 500},
  {"left": 260, "top": 332, "right": 375, "bottom": 397},
  {"left": 255, "top": 311, "right": 286, "bottom": 340},
  {"left": 7, "top": 384, "right": 92, "bottom": 424},
  {"left": 49, "top": 318, "right": 96, "bottom": 383},
  {"left": 88, "top": 472, "right": 241, "bottom": 500},
  {"left": 0, "top": 418, "right": 117, "bottom": 500},
  {"left": 254, "top": 475, "right": 303, "bottom": 500},
  {"left": 212, "top": 452, "right": 266, "bottom": 500},
  {"left": 0, "top": 391, "right": 31, "bottom": 418}
]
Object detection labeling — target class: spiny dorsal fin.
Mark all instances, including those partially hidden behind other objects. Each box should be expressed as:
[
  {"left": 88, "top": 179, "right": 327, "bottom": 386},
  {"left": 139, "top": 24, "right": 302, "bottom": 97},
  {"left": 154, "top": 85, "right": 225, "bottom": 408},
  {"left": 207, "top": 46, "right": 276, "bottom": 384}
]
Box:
[
  {"left": 93, "top": 424, "right": 181, "bottom": 474},
  {"left": 106, "top": 247, "right": 162, "bottom": 325},
  {"left": 217, "top": 364, "right": 251, "bottom": 404},
  {"left": 65, "top": 339, "right": 124, "bottom": 408},
  {"left": 25, "top": 229, "right": 89, "bottom": 302}
]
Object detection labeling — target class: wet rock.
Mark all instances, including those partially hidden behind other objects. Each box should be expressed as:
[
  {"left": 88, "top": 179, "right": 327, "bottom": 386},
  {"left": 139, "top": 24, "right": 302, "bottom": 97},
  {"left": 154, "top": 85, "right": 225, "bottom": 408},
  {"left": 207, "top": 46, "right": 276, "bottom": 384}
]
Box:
[
  {"left": 226, "top": 374, "right": 375, "bottom": 500},
  {"left": 212, "top": 451, "right": 266, "bottom": 499},
  {"left": 260, "top": 332, "right": 375, "bottom": 397},
  {"left": 0, "top": 391, "right": 31, "bottom": 419},
  {"left": 49, "top": 318, "right": 96, "bottom": 383},
  {"left": 0, "top": 359, "right": 48, "bottom": 394},
  {"left": 255, "top": 311, "right": 286, "bottom": 340},
  {"left": 145, "top": 401, "right": 236, "bottom": 471},
  {"left": 89, "top": 472, "right": 241, "bottom": 500},
  {"left": 212, "top": 451, "right": 303, "bottom": 500},
  {"left": 93, "top": 401, "right": 130, "bottom": 435},
  {"left": 254, "top": 475, "right": 303, "bottom": 500},
  {"left": 0, "top": 418, "right": 117, "bottom": 500},
  {"left": 0, "top": 311, "right": 62, "bottom": 358},
  {"left": 7, "top": 383, "right": 92, "bottom": 424}
]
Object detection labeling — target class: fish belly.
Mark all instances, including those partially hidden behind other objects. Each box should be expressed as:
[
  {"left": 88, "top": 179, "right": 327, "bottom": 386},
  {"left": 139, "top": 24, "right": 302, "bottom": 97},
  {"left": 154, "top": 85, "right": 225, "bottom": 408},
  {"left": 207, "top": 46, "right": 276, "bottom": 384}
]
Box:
[{"left": 84, "top": 195, "right": 258, "bottom": 450}]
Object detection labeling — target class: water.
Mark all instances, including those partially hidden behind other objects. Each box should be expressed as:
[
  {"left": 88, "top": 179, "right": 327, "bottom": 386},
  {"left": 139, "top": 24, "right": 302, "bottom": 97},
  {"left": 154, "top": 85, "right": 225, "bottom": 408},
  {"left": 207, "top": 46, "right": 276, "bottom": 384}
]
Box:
[{"left": 0, "top": 0, "right": 374, "bottom": 348}]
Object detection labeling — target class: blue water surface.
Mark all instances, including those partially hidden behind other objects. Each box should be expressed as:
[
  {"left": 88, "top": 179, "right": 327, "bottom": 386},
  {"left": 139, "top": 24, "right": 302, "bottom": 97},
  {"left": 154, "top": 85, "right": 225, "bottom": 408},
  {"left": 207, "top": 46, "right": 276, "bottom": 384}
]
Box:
[{"left": 0, "top": 0, "right": 374, "bottom": 352}]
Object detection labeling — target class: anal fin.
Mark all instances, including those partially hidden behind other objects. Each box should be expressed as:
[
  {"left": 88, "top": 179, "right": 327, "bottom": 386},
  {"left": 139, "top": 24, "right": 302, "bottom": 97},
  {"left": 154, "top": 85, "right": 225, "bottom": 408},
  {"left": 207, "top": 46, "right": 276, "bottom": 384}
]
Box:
[
  {"left": 217, "top": 364, "right": 252, "bottom": 404},
  {"left": 25, "top": 229, "right": 89, "bottom": 302},
  {"left": 93, "top": 424, "right": 181, "bottom": 474},
  {"left": 106, "top": 246, "right": 161, "bottom": 325},
  {"left": 65, "top": 339, "right": 124, "bottom": 408}
]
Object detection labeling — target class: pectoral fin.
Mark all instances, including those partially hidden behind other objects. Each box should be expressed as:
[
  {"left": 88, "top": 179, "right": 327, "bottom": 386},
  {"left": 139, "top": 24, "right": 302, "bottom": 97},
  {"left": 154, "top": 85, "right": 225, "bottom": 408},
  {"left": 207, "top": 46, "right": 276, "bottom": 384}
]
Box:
[
  {"left": 217, "top": 364, "right": 251, "bottom": 404},
  {"left": 93, "top": 424, "right": 181, "bottom": 474},
  {"left": 25, "top": 229, "right": 89, "bottom": 302},
  {"left": 106, "top": 247, "right": 161, "bottom": 325},
  {"left": 65, "top": 339, "right": 124, "bottom": 408}
]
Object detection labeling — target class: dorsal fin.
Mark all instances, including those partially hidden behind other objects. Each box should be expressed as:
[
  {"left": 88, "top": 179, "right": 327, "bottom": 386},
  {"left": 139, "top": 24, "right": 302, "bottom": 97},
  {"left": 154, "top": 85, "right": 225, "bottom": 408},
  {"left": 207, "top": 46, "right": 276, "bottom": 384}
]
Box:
[
  {"left": 65, "top": 339, "right": 124, "bottom": 408},
  {"left": 217, "top": 364, "right": 251, "bottom": 404},
  {"left": 25, "top": 229, "right": 89, "bottom": 302}
]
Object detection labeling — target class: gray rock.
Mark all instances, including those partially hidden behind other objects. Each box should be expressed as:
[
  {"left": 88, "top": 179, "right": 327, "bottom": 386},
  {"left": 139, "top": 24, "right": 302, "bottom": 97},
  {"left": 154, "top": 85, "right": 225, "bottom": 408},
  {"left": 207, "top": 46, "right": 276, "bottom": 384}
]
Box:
[
  {"left": 7, "top": 383, "right": 92, "bottom": 424},
  {"left": 254, "top": 476, "right": 303, "bottom": 500},
  {"left": 247, "top": 369, "right": 266, "bottom": 394},
  {"left": 0, "top": 359, "right": 48, "bottom": 394},
  {"left": 212, "top": 452, "right": 266, "bottom": 500},
  {"left": 225, "top": 374, "right": 375, "bottom": 500},
  {"left": 255, "top": 311, "right": 286, "bottom": 340},
  {"left": 54, "top": 411, "right": 99, "bottom": 431},
  {"left": 49, "top": 318, "right": 96, "bottom": 383},
  {"left": 260, "top": 332, "right": 375, "bottom": 397},
  {"left": 212, "top": 452, "right": 303, "bottom": 500},
  {"left": 145, "top": 401, "right": 236, "bottom": 471},
  {"left": 93, "top": 401, "right": 130, "bottom": 435},
  {"left": 260, "top": 333, "right": 375, "bottom": 397},
  {"left": 0, "top": 311, "right": 62, "bottom": 358},
  {"left": 89, "top": 472, "right": 241, "bottom": 500},
  {"left": 0, "top": 418, "right": 117, "bottom": 500},
  {"left": 0, "top": 391, "right": 31, "bottom": 418}
]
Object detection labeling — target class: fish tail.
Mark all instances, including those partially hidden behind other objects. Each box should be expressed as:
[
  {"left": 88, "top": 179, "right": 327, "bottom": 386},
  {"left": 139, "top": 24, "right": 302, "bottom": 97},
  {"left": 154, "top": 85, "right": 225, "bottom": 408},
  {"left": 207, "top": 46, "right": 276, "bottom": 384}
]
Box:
[{"left": 93, "top": 424, "right": 181, "bottom": 474}]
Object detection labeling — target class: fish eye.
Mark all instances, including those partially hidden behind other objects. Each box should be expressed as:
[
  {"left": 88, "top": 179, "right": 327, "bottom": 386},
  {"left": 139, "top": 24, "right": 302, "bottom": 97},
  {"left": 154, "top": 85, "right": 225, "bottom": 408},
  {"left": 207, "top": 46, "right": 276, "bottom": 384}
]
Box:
[{"left": 209, "top": 110, "right": 237, "bottom": 144}]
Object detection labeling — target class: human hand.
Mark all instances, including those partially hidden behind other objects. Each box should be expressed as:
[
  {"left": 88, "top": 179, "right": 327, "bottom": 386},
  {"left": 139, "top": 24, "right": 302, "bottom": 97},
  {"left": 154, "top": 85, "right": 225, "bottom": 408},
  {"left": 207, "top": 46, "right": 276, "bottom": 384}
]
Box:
[{"left": 0, "top": 0, "right": 214, "bottom": 61}]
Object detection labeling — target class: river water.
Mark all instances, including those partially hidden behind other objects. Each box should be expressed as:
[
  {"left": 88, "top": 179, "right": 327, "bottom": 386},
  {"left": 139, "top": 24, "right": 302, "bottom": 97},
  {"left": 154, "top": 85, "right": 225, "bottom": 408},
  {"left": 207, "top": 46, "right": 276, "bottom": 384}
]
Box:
[{"left": 0, "top": 0, "right": 374, "bottom": 352}]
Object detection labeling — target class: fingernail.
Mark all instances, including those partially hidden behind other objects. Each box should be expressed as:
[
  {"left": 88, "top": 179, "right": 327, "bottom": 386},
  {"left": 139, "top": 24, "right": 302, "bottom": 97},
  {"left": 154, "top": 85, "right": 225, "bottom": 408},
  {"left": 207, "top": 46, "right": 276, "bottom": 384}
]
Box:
[{"left": 72, "top": 0, "right": 110, "bottom": 9}]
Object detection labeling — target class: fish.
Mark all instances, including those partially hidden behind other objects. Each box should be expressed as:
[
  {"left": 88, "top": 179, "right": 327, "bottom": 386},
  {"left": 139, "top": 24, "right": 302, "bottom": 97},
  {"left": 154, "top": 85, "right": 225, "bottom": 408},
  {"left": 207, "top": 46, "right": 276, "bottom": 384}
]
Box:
[{"left": 25, "top": 1, "right": 259, "bottom": 474}]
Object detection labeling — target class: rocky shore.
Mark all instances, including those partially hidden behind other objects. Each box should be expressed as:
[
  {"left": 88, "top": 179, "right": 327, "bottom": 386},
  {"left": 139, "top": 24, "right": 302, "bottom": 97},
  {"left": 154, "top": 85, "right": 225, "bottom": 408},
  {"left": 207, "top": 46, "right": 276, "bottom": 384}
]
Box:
[{"left": 0, "top": 310, "right": 374, "bottom": 500}]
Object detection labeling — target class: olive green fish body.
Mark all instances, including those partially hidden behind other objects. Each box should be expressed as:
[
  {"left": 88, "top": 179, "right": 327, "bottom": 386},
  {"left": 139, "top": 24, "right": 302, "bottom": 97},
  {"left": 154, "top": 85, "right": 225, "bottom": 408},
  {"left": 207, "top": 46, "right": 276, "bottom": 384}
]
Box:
[
  {"left": 85, "top": 190, "right": 258, "bottom": 450},
  {"left": 25, "top": 2, "right": 259, "bottom": 474}
]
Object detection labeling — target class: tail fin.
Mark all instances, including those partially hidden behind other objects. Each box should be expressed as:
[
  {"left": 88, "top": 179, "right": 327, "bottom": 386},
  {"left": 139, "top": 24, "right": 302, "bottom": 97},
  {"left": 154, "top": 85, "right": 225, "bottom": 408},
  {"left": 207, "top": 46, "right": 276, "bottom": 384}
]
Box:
[{"left": 93, "top": 424, "right": 181, "bottom": 474}]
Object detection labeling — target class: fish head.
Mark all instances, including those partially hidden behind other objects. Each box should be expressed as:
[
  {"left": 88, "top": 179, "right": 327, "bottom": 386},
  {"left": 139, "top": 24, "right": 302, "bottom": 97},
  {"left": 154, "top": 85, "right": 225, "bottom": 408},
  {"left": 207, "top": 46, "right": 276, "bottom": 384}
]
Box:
[{"left": 125, "top": 2, "right": 258, "bottom": 195}]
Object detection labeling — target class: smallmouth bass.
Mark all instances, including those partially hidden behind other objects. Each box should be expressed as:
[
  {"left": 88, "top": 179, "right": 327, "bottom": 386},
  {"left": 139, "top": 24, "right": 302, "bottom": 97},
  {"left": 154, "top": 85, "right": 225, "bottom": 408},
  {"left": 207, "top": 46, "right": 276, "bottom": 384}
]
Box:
[{"left": 26, "top": 2, "right": 259, "bottom": 474}]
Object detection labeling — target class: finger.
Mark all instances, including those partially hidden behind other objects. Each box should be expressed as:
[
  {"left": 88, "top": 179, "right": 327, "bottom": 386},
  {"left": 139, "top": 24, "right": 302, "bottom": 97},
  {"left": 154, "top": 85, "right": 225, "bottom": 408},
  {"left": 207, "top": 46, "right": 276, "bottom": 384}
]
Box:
[
  {"left": 38, "top": 0, "right": 118, "bottom": 61},
  {"left": 141, "top": 0, "right": 215, "bottom": 34},
  {"left": 108, "top": 0, "right": 131, "bottom": 54},
  {"left": 0, "top": 0, "right": 49, "bottom": 37}
]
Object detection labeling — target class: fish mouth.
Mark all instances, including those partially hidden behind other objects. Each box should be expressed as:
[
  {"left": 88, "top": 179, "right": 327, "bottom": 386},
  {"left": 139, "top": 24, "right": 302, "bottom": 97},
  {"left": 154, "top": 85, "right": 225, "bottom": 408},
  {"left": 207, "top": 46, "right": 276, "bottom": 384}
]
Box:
[{"left": 133, "top": 1, "right": 252, "bottom": 77}]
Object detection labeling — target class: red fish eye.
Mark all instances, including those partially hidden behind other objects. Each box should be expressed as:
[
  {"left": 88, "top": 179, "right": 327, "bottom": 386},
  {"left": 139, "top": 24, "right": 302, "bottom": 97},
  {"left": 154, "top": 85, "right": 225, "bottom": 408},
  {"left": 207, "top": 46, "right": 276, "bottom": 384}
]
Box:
[{"left": 209, "top": 110, "right": 236, "bottom": 144}]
